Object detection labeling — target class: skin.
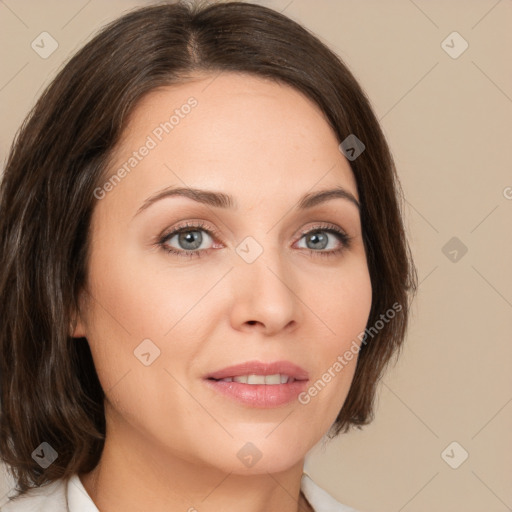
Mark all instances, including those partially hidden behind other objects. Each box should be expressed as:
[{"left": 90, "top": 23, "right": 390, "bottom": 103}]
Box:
[{"left": 72, "top": 71, "right": 372, "bottom": 512}]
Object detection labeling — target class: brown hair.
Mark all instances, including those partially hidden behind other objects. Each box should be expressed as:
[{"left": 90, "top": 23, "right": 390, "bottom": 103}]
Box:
[{"left": 0, "top": 0, "right": 417, "bottom": 500}]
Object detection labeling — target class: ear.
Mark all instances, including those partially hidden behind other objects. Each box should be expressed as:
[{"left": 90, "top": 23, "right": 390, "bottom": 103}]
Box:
[
  {"left": 69, "top": 311, "right": 86, "bottom": 338},
  {"left": 69, "top": 290, "right": 87, "bottom": 338}
]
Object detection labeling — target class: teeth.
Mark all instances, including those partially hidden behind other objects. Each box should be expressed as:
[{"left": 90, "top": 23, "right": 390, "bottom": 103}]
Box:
[
  {"left": 225, "top": 374, "right": 290, "bottom": 385},
  {"left": 247, "top": 374, "right": 266, "bottom": 384},
  {"left": 264, "top": 374, "right": 281, "bottom": 385}
]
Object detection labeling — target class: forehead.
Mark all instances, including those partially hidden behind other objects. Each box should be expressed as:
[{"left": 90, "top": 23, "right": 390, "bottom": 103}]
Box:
[
  {"left": 119, "top": 71, "right": 337, "bottom": 150},
  {"left": 100, "top": 72, "right": 358, "bottom": 216}
]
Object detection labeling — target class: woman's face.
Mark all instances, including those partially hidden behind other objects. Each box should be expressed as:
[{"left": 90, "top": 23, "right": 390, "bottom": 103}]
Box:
[{"left": 74, "top": 72, "right": 372, "bottom": 475}]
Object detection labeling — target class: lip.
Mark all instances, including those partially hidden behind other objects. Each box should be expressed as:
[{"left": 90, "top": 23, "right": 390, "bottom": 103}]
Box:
[
  {"left": 205, "top": 360, "right": 309, "bottom": 381},
  {"left": 204, "top": 360, "right": 309, "bottom": 408}
]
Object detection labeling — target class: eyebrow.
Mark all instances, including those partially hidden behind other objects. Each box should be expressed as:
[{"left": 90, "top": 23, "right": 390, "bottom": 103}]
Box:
[{"left": 133, "top": 185, "right": 360, "bottom": 218}]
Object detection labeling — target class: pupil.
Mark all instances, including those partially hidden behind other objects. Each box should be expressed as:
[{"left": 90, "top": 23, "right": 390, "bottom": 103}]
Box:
[
  {"left": 309, "top": 232, "right": 327, "bottom": 250},
  {"left": 180, "top": 231, "right": 201, "bottom": 249}
]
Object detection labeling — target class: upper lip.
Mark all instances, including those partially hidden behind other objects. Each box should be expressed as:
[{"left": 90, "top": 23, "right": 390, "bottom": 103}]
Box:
[{"left": 206, "top": 360, "right": 309, "bottom": 381}]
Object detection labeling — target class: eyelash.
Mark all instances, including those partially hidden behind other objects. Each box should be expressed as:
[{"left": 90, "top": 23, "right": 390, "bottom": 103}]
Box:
[{"left": 156, "top": 220, "right": 352, "bottom": 260}]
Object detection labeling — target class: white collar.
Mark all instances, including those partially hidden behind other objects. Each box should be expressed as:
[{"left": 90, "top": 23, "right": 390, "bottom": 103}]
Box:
[{"left": 300, "top": 471, "right": 360, "bottom": 511}]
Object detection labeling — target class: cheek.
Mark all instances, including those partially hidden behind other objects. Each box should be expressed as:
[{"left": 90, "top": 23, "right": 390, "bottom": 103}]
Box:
[
  {"left": 81, "top": 236, "right": 224, "bottom": 395},
  {"left": 80, "top": 243, "right": 235, "bottom": 460},
  {"left": 299, "top": 258, "right": 372, "bottom": 415},
  {"left": 84, "top": 240, "right": 211, "bottom": 341},
  {"left": 313, "top": 255, "right": 373, "bottom": 352}
]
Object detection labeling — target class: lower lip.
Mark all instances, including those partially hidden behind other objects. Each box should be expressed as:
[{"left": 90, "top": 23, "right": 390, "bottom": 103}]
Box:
[{"left": 204, "top": 379, "right": 309, "bottom": 408}]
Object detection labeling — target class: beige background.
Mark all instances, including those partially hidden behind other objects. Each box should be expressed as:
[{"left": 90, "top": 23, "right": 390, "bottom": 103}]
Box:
[{"left": 1, "top": 1, "right": 511, "bottom": 511}]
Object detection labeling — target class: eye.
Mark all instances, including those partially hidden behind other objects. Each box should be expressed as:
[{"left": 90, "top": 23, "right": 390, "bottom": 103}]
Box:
[
  {"left": 156, "top": 221, "right": 352, "bottom": 259},
  {"left": 158, "top": 221, "right": 217, "bottom": 259},
  {"left": 295, "top": 224, "right": 352, "bottom": 258}
]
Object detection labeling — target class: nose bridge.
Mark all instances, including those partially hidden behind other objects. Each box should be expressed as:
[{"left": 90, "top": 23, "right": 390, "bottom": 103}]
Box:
[{"left": 230, "top": 234, "right": 301, "bottom": 332}]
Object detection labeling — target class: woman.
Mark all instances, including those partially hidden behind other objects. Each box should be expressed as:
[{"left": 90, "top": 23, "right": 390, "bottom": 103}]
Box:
[{"left": 0, "top": 1, "right": 417, "bottom": 511}]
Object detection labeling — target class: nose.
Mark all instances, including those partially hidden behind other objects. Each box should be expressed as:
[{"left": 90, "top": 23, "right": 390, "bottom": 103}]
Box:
[{"left": 229, "top": 247, "right": 303, "bottom": 336}]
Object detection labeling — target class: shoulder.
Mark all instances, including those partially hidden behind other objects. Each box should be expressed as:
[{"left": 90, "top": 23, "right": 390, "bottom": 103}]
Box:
[
  {"left": 301, "top": 473, "right": 363, "bottom": 512},
  {"left": 0, "top": 478, "right": 68, "bottom": 512},
  {"left": 0, "top": 474, "right": 98, "bottom": 512}
]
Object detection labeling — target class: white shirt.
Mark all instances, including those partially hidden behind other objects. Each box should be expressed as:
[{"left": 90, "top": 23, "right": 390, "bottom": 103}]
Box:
[{"left": 0, "top": 472, "right": 361, "bottom": 512}]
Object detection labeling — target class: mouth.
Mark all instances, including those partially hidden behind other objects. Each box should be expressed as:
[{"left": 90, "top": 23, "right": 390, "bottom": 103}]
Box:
[
  {"left": 208, "top": 374, "right": 299, "bottom": 384},
  {"left": 205, "top": 360, "right": 309, "bottom": 382},
  {"left": 203, "top": 360, "right": 309, "bottom": 408}
]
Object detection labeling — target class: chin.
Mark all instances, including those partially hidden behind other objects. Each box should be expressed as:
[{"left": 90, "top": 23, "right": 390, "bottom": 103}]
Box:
[{"left": 193, "top": 434, "right": 314, "bottom": 476}]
